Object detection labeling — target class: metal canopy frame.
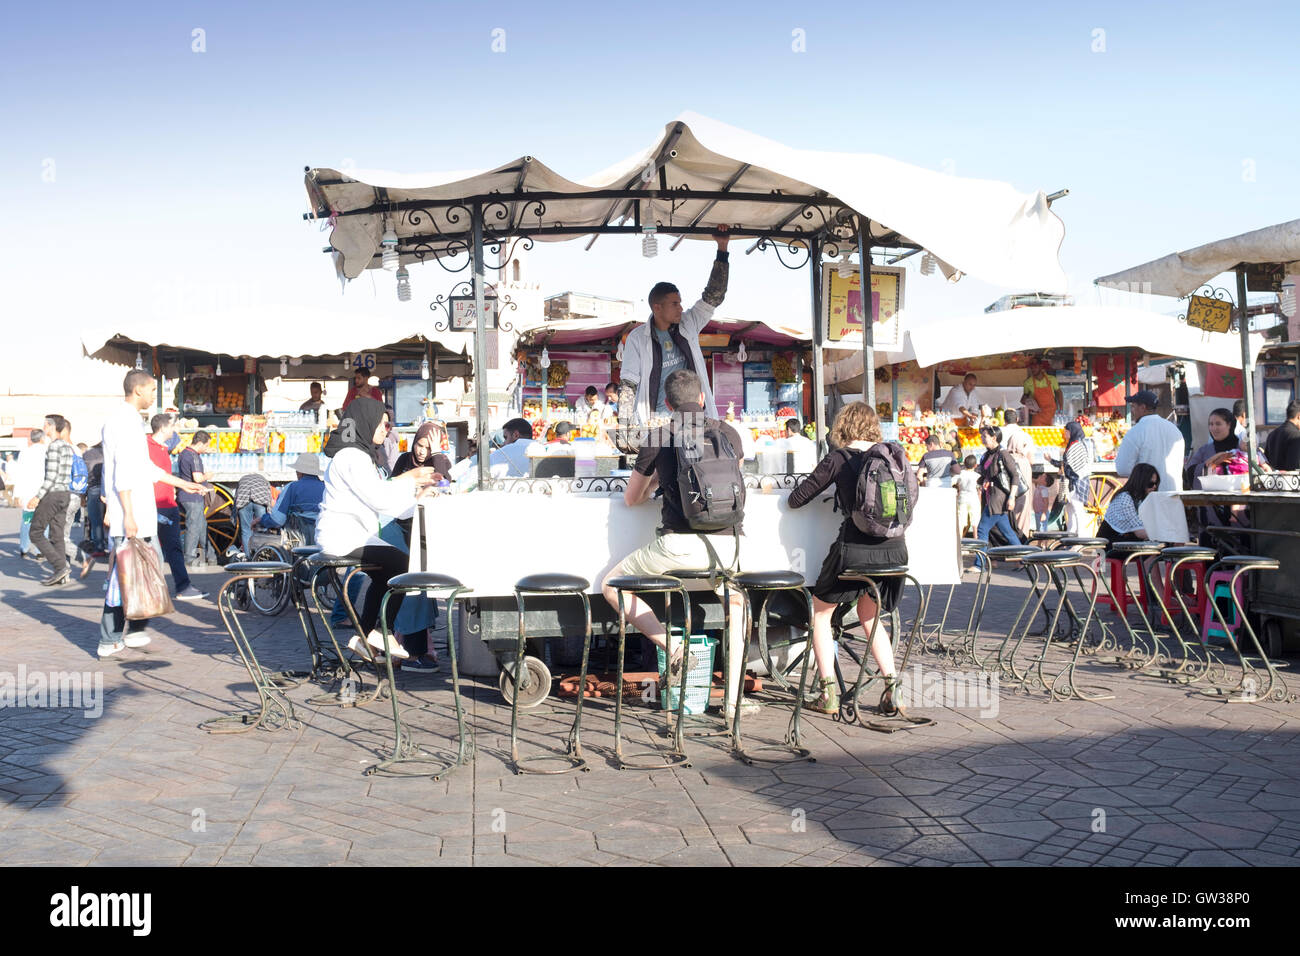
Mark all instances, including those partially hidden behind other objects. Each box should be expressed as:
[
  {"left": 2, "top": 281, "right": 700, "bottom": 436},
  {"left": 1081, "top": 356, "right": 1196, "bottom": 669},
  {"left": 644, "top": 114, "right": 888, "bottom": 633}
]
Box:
[{"left": 303, "top": 142, "right": 926, "bottom": 487}]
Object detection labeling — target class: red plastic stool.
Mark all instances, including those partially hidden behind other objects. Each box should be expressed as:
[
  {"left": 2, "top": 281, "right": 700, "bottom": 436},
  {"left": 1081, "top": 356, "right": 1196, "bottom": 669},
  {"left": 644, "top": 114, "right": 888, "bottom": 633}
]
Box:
[
  {"left": 1158, "top": 557, "right": 1209, "bottom": 625},
  {"left": 1097, "top": 556, "right": 1151, "bottom": 618}
]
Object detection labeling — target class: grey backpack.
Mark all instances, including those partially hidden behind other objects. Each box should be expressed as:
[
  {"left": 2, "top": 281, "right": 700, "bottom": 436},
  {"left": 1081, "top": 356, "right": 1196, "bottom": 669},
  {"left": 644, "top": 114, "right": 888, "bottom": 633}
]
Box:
[{"left": 851, "top": 443, "right": 919, "bottom": 538}]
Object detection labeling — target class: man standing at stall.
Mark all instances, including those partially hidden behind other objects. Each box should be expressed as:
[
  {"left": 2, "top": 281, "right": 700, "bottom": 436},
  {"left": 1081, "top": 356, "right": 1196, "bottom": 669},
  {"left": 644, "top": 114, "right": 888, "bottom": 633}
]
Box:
[
  {"left": 1021, "top": 357, "right": 1064, "bottom": 427},
  {"left": 1115, "top": 390, "right": 1184, "bottom": 492},
  {"left": 617, "top": 228, "right": 730, "bottom": 431},
  {"left": 1264, "top": 400, "right": 1300, "bottom": 471},
  {"left": 177, "top": 431, "right": 211, "bottom": 566},
  {"left": 939, "top": 373, "right": 984, "bottom": 426},
  {"left": 147, "top": 414, "right": 207, "bottom": 600},
  {"left": 343, "top": 367, "right": 382, "bottom": 410}
]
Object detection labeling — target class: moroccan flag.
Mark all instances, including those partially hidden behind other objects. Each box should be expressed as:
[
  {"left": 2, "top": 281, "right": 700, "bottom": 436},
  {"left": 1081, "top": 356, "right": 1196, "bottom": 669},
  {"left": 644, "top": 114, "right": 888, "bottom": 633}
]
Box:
[
  {"left": 1092, "top": 353, "right": 1136, "bottom": 406},
  {"left": 1203, "top": 363, "right": 1244, "bottom": 398}
]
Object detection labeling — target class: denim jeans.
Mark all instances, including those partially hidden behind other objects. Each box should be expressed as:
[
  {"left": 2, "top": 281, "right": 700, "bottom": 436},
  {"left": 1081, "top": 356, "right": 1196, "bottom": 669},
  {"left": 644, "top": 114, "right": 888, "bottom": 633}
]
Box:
[
  {"left": 181, "top": 498, "right": 207, "bottom": 563},
  {"left": 156, "top": 506, "right": 192, "bottom": 592},
  {"left": 86, "top": 490, "right": 107, "bottom": 551},
  {"left": 331, "top": 570, "right": 366, "bottom": 626},
  {"left": 238, "top": 502, "right": 266, "bottom": 556},
  {"left": 975, "top": 509, "right": 1021, "bottom": 569},
  {"left": 19, "top": 510, "right": 34, "bottom": 555}
]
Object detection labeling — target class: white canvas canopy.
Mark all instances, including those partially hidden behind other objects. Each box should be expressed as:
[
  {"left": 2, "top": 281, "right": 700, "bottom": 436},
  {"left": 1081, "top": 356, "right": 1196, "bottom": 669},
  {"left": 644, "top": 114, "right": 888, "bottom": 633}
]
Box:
[
  {"left": 906, "top": 305, "right": 1268, "bottom": 369},
  {"left": 306, "top": 112, "right": 1067, "bottom": 292},
  {"left": 81, "top": 305, "right": 473, "bottom": 365},
  {"left": 1095, "top": 218, "right": 1300, "bottom": 298}
]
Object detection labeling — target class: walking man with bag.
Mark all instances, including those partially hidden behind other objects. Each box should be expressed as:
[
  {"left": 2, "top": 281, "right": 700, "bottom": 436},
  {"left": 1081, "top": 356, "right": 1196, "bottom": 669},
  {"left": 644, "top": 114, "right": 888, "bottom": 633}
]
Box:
[
  {"left": 99, "top": 370, "right": 207, "bottom": 658},
  {"left": 28, "top": 414, "right": 75, "bottom": 586}
]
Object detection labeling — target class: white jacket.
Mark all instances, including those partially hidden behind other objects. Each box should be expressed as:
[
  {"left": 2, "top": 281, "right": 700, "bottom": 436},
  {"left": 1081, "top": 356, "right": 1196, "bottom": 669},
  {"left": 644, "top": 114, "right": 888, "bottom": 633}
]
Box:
[
  {"left": 317, "top": 447, "right": 417, "bottom": 556},
  {"left": 621, "top": 301, "right": 719, "bottom": 422},
  {"left": 1115, "top": 414, "right": 1185, "bottom": 492}
]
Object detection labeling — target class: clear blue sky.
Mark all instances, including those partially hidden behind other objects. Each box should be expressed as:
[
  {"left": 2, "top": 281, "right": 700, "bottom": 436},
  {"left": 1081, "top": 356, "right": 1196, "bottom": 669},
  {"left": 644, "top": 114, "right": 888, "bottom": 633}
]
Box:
[{"left": 3, "top": 0, "right": 1297, "bottom": 364}]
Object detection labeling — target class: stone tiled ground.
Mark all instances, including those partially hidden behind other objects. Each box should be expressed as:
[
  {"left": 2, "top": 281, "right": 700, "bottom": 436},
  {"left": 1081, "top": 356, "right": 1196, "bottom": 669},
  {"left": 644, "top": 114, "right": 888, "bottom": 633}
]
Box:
[{"left": 2, "top": 509, "right": 1299, "bottom": 867}]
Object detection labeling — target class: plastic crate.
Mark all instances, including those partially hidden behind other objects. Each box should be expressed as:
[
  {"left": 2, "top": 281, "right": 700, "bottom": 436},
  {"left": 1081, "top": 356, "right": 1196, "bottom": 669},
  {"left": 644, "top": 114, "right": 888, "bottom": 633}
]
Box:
[{"left": 656, "top": 636, "right": 717, "bottom": 715}]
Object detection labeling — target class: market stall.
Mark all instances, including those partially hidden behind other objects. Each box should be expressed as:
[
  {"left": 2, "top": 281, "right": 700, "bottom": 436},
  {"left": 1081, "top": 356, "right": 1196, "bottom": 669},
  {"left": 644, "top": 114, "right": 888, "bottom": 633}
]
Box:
[
  {"left": 1096, "top": 218, "right": 1300, "bottom": 648},
  {"left": 512, "top": 314, "right": 813, "bottom": 472}
]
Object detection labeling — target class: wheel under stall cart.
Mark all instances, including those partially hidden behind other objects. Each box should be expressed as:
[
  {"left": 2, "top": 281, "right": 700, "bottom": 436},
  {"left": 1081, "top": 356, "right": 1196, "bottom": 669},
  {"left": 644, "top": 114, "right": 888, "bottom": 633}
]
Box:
[
  {"left": 1182, "top": 488, "right": 1300, "bottom": 656},
  {"left": 456, "top": 589, "right": 819, "bottom": 709}
]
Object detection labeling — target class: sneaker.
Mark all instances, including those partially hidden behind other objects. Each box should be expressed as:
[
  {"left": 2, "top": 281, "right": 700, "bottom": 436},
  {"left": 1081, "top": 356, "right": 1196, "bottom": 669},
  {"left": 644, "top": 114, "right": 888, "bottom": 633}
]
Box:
[
  {"left": 40, "top": 569, "right": 70, "bottom": 587},
  {"left": 365, "top": 629, "right": 409, "bottom": 660},
  {"left": 124, "top": 634, "right": 151, "bottom": 649},
  {"left": 402, "top": 656, "right": 440, "bottom": 673},
  {"left": 176, "top": 585, "right": 208, "bottom": 600},
  {"left": 97, "top": 640, "right": 127, "bottom": 657}
]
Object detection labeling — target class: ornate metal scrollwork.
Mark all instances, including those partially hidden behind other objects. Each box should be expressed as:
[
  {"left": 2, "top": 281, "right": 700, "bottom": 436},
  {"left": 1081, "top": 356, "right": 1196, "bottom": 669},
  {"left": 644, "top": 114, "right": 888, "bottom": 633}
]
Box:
[
  {"left": 482, "top": 476, "right": 629, "bottom": 495},
  {"left": 754, "top": 236, "right": 810, "bottom": 271},
  {"left": 1177, "top": 284, "right": 1237, "bottom": 331},
  {"left": 429, "top": 281, "right": 516, "bottom": 332},
  {"left": 742, "top": 473, "right": 808, "bottom": 489}
]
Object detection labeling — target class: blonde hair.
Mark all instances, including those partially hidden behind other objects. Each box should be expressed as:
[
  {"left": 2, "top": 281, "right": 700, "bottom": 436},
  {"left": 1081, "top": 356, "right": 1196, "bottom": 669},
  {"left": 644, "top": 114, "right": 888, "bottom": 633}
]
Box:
[{"left": 830, "top": 402, "right": 882, "bottom": 448}]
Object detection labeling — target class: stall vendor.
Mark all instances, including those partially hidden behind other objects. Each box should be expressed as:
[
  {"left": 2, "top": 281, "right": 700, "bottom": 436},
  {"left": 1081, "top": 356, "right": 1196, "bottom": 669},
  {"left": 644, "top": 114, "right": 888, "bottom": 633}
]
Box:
[
  {"left": 617, "top": 228, "right": 729, "bottom": 426},
  {"left": 299, "top": 382, "right": 325, "bottom": 414},
  {"left": 939, "top": 373, "right": 985, "bottom": 426},
  {"left": 343, "top": 368, "right": 382, "bottom": 410},
  {"left": 1020, "top": 358, "right": 1063, "bottom": 427}
]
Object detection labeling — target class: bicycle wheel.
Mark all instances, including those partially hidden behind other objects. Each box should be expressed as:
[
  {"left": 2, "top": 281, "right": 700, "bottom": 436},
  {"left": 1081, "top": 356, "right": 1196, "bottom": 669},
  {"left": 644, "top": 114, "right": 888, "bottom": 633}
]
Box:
[{"left": 248, "top": 544, "right": 291, "bottom": 616}]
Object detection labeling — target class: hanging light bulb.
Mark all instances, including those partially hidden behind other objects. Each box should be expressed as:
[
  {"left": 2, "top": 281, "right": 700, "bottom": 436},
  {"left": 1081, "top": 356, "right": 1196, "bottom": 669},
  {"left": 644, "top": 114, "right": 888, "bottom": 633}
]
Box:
[
  {"left": 642, "top": 224, "right": 658, "bottom": 258},
  {"left": 135, "top": 349, "right": 143, "bottom": 370},
  {"left": 280, "top": 356, "right": 288, "bottom": 377},
  {"left": 615, "top": 339, "right": 625, "bottom": 363},
  {"left": 421, "top": 355, "right": 430, "bottom": 381},
  {"left": 920, "top": 252, "right": 937, "bottom": 276},
  {"left": 737, "top": 341, "right": 748, "bottom": 363},
  {"left": 540, "top": 347, "right": 551, "bottom": 369},
  {"left": 381, "top": 218, "right": 400, "bottom": 271},
  {"left": 837, "top": 253, "right": 855, "bottom": 279},
  {"left": 396, "top": 266, "right": 411, "bottom": 302},
  {"left": 215, "top": 357, "right": 223, "bottom": 376}
]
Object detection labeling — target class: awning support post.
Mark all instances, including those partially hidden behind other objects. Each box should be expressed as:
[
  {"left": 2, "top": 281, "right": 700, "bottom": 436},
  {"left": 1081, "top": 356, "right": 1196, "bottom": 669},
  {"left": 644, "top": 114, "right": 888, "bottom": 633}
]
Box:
[
  {"left": 856, "top": 223, "right": 875, "bottom": 412},
  {"left": 810, "top": 236, "right": 826, "bottom": 457},
  {"left": 1237, "top": 267, "right": 1259, "bottom": 477},
  {"left": 473, "top": 203, "right": 490, "bottom": 489}
]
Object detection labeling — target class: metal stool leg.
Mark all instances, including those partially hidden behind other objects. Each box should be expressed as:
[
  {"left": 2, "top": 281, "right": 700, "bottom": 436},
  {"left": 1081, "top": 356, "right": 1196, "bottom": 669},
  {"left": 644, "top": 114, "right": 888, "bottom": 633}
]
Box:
[
  {"left": 730, "top": 584, "right": 814, "bottom": 764},
  {"left": 1202, "top": 566, "right": 1293, "bottom": 703},
  {"left": 612, "top": 585, "right": 691, "bottom": 770},
  {"left": 200, "top": 571, "right": 301, "bottom": 734},
  {"left": 306, "top": 565, "right": 389, "bottom": 708},
  {"left": 1048, "top": 561, "right": 1114, "bottom": 701},
  {"left": 1156, "top": 558, "right": 1222, "bottom": 684},
  {"left": 509, "top": 586, "right": 592, "bottom": 775},
  {"left": 365, "top": 584, "right": 474, "bottom": 779},
  {"left": 838, "top": 575, "right": 935, "bottom": 733}
]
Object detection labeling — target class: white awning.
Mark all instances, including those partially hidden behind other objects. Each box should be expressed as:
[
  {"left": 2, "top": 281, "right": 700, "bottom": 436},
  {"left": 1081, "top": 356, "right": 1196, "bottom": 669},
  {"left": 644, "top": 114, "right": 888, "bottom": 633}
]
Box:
[
  {"left": 80, "top": 305, "right": 473, "bottom": 363},
  {"left": 1095, "top": 219, "right": 1300, "bottom": 298},
  {"left": 305, "top": 112, "right": 1067, "bottom": 293},
  {"left": 906, "top": 305, "right": 1267, "bottom": 369}
]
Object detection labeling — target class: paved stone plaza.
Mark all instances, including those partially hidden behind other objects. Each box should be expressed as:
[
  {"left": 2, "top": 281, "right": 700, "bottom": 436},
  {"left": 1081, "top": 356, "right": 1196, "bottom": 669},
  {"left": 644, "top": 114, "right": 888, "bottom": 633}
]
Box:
[{"left": 2, "top": 510, "right": 1299, "bottom": 867}]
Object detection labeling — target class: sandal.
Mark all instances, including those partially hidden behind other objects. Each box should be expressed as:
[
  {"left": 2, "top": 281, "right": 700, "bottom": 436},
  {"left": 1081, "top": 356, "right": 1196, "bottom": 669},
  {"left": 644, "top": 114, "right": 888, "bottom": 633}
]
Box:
[
  {"left": 806, "top": 677, "right": 840, "bottom": 715},
  {"left": 878, "top": 676, "right": 901, "bottom": 717}
]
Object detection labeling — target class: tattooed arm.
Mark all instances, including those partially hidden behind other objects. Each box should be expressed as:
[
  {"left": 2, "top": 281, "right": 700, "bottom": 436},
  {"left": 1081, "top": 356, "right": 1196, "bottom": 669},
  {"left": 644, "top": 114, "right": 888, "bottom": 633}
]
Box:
[{"left": 701, "top": 227, "right": 730, "bottom": 307}]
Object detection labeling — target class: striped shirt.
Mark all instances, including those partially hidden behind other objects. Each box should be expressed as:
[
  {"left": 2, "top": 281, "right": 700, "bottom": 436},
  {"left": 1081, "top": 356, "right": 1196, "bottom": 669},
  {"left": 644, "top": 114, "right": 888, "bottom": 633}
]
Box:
[{"left": 36, "top": 438, "right": 74, "bottom": 499}]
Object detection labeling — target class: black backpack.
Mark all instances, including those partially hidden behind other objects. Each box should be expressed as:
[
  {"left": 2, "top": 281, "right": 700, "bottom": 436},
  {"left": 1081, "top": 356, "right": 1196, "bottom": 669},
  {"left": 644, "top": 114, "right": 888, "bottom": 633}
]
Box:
[
  {"left": 674, "top": 417, "right": 745, "bottom": 532},
  {"left": 851, "top": 443, "right": 919, "bottom": 538}
]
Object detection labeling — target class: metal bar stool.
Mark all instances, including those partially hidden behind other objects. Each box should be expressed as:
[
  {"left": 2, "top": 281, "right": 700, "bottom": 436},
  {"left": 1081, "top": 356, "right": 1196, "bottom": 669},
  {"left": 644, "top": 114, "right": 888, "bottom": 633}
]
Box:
[
  {"left": 668, "top": 568, "right": 734, "bottom": 739},
  {"left": 607, "top": 574, "right": 692, "bottom": 770},
  {"left": 286, "top": 545, "right": 339, "bottom": 685},
  {"left": 510, "top": 574, "right": 594, "bottom": 775},
  {"left": 948, "top": 540, "right": 992, "bottom": 668},
  {"left": 835, "top": 566, "right": 935, "bottom": 733},
  {"left": 1104, "top": 541, "right": 1169, "bottom": 670},
  {"left": 365, "top": 572, "right": 474, "bottom": 779},
  {"left": 303, "top": 554, "right": 390, "bottom": 708},
  {"left": 1008, "top": 550, "right": 1114, "bottom": 701},
  {"left": 200, "top": 561, "right": 302, "bottom": 734},
  {"left": 982, "top": 544, "right": 1045, "bottom": 680},
  {"left": 1149, "top": 546, "right": 1225, "bottom": 685},
  {"left": 728, "top": 571, "right": 815, "bottom": 764},
  {"left": 1056, "top": 536, "right": 1130, "bottom": 661},
  {"left": 1201, "top": 556, "right": 1294, "bottom": 703}
]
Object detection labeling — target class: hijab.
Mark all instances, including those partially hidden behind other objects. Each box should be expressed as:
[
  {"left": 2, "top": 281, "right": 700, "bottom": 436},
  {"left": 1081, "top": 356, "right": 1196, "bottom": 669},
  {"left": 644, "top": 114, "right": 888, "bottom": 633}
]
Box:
[
  {"left": 392, "top": 421, "right": 452, "bottom": 477},
  {"left": 323, "top": 396, "right": 386, "bottom": 466},
  {"left": 1209, "top": 412, "right": 1238, "bottom": 454},
  {"left": 1063, "top": 421, "right": 1085, "bottom": 448}
]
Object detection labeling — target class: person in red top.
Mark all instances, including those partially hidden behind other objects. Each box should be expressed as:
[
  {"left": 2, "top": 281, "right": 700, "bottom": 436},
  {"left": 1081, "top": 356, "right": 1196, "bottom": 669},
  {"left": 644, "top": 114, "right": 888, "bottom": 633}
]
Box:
[
  {"left": 147, "top": 415, "right": 206, "bottom": 600},
  {"left": 343, "top": 367, "right": 382, "bottom": 410}
]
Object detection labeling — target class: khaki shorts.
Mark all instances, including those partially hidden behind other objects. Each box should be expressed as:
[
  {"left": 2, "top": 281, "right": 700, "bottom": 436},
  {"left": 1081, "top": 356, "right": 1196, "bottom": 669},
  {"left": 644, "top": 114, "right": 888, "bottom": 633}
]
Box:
[{"left": 617, "top": 532, "right": 742, "bottom": 587}]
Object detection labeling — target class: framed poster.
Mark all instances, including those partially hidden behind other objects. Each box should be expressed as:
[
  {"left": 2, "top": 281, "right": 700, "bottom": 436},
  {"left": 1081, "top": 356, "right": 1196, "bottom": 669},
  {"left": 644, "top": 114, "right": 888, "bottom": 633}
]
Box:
[{"left": 822, "top": 265, "right": 904, "bottom": 350}]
